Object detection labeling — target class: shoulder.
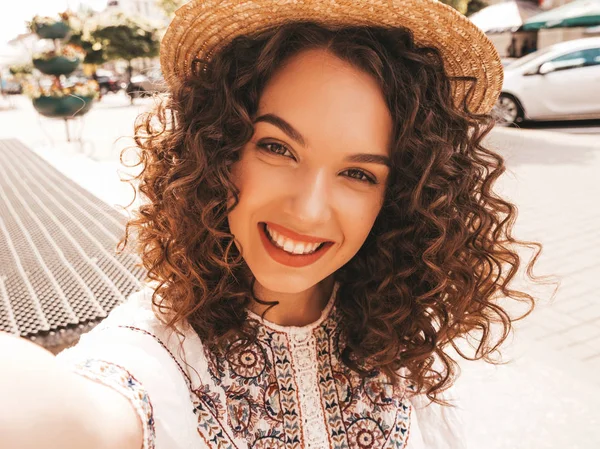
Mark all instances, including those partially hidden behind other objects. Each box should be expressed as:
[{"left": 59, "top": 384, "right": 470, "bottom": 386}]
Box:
[
  {"left": 55, "top": 283, "right": 204, "bottom": 449},
  {"left": 69, "top": 283, "right": 206, "bottom": 362},
  {"left": 90, "top": 282, "right": 173, "bottom": 336},
  {"left": 57, "top": 282, "right": 210, "bottom": 386}
]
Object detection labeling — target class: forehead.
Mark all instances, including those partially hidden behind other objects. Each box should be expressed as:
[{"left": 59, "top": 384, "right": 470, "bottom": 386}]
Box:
[{"left": 256, "top": 49, "right": 392, "bottom": 153}]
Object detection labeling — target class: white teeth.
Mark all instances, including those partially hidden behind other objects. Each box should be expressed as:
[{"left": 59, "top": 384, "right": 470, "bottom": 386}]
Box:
[
  {"left": 275, "top": 234, "right": 286, "bottom": 248},
  {"left": 264, "top": 224, "right": 327, "bottom": 255},
  {"left": 283, "top": 239, "right": 295, "bottom": 253}
]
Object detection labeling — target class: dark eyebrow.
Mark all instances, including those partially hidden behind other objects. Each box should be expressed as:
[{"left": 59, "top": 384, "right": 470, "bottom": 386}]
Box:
[
  {"left": 345, "top": 153, "right": 391, "bottom": 168},
  {"left": 254, "top": 113, "right": 307, "bottom": 147},
  {"left": 254, "top": 112, "right": 390, "bottom": 167}
]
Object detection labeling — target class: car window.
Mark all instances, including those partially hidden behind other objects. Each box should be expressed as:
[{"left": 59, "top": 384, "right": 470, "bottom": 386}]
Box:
[
  {"left": 504, "top": 47, "right": 554, "bottom": 69},
  {"left": 550, "top": 48, "right": 600, "bottom": 70},
  {"left": 583, "top": 48, "right": 600, "bottom": 66}
]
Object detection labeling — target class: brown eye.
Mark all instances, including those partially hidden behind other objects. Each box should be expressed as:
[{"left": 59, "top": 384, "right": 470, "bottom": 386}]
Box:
[
  {"left": 342, "top": 168, "right": 377, "bottom": 184},
  {"left": 257, "top": 142, "right": 294, "bottom": 159}
]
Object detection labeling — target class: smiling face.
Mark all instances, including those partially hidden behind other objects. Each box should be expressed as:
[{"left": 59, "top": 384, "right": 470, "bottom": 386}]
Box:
[{"left": 228, "top": 48, "right": 393, "bottom": 294}]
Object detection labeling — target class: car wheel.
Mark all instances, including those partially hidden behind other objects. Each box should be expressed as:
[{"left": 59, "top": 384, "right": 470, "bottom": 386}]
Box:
[{"left": 494, "top": 93, "right": 524, "bottom": 126}]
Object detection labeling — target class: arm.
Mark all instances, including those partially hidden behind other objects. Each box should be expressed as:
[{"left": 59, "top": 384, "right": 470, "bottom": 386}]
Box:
[{"left": 0, "top": 332, "right": 143, "bottom": 449}]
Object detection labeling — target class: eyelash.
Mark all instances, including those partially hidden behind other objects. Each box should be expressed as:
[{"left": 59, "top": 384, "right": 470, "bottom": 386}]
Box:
[
  {"left": 257, "top": 142, "right": 377, "bottom": 185},
  {"left": 343, "top": 169, "right": 376, "bottom": 184},
  {"left": 258, "top": 142, "right": 294, "bottom": 158}
]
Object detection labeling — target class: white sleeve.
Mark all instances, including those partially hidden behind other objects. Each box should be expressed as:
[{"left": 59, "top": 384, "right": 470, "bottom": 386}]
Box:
[
  {"left": 407, "top": 386, "right": 468, "bottom": 449},
  {"left": 55, "top": 325, "right": 198, "bottom": 449}
]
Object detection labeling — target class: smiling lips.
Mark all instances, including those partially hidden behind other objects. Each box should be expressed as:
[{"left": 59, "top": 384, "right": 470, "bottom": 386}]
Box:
[{"left": 258, "top": 222, "right": 334, "bottom": 267}]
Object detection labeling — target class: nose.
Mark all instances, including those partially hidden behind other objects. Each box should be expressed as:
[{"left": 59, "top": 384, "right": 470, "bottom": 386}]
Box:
[{"left": 284, "top": 168, "right": 332, "bottom": 226}]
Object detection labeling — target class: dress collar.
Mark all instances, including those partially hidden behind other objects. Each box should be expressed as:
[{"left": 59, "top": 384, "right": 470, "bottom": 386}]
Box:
[{"left": 245, "top": 282, "right": 339, "bottom": 336}]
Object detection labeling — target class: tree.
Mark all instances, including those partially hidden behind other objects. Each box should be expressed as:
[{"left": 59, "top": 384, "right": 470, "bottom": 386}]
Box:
[
  {"left": 466, "top": 0, "right": 488, "bottom": 16},
  {"left": 442, "top": 0, "right": 469, "bottom": 15},
  {"left": 157, "top": 0, "right": 185, "bottom": 18},
  {"left": 68, "top": 29, "right": 106, "bottom": 66},
  {"left": 441, "top": 0, "right": 487, "bottom": 15},
  {"left": 92, "top": 13, "right": 160, "bottom": 81}
]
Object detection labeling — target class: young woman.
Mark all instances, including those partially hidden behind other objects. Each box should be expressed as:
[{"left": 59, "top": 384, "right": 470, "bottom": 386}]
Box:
[{"left": 1, "top": 1, "right": 549, "bottom": 448}]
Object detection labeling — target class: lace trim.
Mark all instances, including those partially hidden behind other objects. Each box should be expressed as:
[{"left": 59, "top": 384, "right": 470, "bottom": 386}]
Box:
[
  {"left": 288, "top": 331, "right": 330, "bottom": 447},
  {"left": 72, "top": 359, "right": 156, "bottom": 449}
]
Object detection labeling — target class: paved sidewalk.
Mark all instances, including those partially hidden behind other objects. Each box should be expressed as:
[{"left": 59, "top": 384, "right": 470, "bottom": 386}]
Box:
[
  {"left": 487, "top": 126, "right": 600, "bottom": 369},
  {"left": 454, "top": 127, "right": 600, "bottom": 449},
  {"left": 1, "top": 96, "right": 599, "bottom": 448}
]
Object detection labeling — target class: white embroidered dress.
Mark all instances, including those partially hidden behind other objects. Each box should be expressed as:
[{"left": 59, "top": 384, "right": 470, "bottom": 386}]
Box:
[{"left": 56, "top": 284, "right": 467, "bottom": 449}]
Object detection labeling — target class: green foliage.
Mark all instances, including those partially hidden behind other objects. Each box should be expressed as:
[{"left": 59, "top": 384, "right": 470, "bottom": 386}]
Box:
[
  {"left": 9, "top": 64, "right": 33, "bottom": 76},
  {"left": 157, "top": 0, "right": 185, "bottom": 17},
  {"left": 466, "top": 0, "right": 488, "bottom": 15},
  {"left": 27, "top": 13, "right": 68, "bottom": 33},
  {"left": 68, "top": 29, "right": 106, "bottom": 65},
  {"left": 91, "top": 14, "right": 160, "bottom": 63},
  {"left": 441, "top": 0, "right": 487, "bottom": 15}
]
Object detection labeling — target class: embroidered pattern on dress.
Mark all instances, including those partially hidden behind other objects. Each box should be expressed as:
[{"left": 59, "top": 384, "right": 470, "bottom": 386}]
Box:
[
  {"left": 193, "top": 399, "right": 239, "bottom": 449},
  {"left": 72, "top": 359, "right": 156, "bottom": 449},
  {"left": 315, "top": 309, "right": 412, "bottom": 449},
  {"left": 191, "top": 304, "right": 412, "bottom": 449},
  {"left": 261, "top": 329, "right": 304, "bottom": 449},
  {"left": 194, "top": 326, "right": 305, "bottom": 448}
]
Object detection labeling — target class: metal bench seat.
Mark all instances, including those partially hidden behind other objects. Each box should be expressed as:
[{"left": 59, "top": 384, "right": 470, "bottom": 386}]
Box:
[{"left": 0, "top": 139, "right": 146, "bottom": 351}]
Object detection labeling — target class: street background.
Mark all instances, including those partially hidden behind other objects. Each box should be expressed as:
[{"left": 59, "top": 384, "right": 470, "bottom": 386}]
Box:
[
  {"left": 1, "top": 0, "right": 600, "bottom": 447},
  {"left": 1, "top": 91, "right": 599, "bottom": 448}
]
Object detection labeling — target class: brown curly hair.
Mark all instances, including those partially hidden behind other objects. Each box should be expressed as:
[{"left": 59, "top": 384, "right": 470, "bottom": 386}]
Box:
[{"left": 119, "top": 22, "right": 555, "bottom": 404}]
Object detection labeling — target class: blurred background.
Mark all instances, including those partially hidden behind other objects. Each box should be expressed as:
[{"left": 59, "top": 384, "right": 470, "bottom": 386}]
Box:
[{"left": 0, "top": 1, "right": 599, "bottom": 448}]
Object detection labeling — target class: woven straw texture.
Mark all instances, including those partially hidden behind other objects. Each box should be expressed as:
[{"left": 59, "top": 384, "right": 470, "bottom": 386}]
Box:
[
  {"left": 160, "top": 0, "right": 503, "bottom": 114},
  {"left": 0, "top": 139, "right": 146, "bottom": 350}
]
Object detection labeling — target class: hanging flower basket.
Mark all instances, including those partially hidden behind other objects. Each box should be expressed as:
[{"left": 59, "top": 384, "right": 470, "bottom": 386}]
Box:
[
  {"left": 32, "top": 45, "right": 86, "bottom": 76},
  {"left": 28, "top": 14, "right": 72, "bottom": 40},
  {"left": 32, "top": 95, "right": 95, "bottom": 118},
  {"left": 33, "top": 56, "right": 80, "bottom": 76},
  {"left": 25, "top": 79, "right": 98, "bottom": 119},
  {"left": 35, "top": 21, "right": 71, "bottom": 39}
]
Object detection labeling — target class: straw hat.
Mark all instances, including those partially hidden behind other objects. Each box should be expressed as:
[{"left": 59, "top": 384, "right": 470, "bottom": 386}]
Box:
[{"left": 160, "top": 0, "right": 503, "bottom": 114}]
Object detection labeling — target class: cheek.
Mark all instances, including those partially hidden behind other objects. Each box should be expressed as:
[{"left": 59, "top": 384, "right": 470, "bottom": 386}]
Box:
[
  {"left": 336, "top": 189, "right": 384, "bottom": 249},
  {"left": 231, "top": 155, "right": 285, "bottom": 209},
  {"left": 227, "top": 150, "right": 284, "bottom": 235}
]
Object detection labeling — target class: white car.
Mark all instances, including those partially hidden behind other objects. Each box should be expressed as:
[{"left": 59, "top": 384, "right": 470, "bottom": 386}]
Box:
[{"left": 494, "top": 37, "right": 600, "bottom": 125}]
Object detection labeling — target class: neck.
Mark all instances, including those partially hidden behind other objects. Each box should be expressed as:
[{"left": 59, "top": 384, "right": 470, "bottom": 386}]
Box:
[{"left": 249, "top": 276, "right": 335, "bottom": 327}]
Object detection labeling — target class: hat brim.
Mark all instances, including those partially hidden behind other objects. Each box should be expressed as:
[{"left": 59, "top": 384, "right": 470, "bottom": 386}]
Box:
[{"left": 160, "top": 0, "right": 502, "bottom": 115}]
